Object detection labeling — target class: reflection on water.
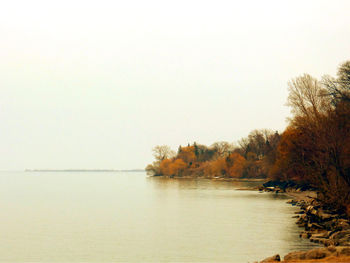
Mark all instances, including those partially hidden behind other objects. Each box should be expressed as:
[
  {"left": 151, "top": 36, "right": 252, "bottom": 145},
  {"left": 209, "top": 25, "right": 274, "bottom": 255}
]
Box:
[{"left": 0, "top": 171, "right": 318, "bottom": 262}]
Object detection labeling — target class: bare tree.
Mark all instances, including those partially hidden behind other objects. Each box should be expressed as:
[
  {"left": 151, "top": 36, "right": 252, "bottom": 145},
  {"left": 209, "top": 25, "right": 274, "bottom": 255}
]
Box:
[
  {"left": 211, "top": 141, "right": 235, "bottom": 158},
  {"left": 152, "top": 145, "right": 175, "bottom": 162},
  {"left": 323, "top": 61, "right": 350, "bottom": 103},
  {"left": 287, "top": 74, "right": 330, "bottom": 121}
]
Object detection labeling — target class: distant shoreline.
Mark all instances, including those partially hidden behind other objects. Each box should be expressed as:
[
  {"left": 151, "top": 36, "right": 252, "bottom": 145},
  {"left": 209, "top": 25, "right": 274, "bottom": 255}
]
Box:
[{"left": 25, "top": 169, "right": 145, "bottom": 172}]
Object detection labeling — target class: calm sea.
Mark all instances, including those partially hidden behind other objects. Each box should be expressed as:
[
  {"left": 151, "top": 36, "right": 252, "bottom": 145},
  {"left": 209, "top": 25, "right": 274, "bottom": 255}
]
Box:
[{"left": 0, "top": 171, "right": 318, "bottom": 262}]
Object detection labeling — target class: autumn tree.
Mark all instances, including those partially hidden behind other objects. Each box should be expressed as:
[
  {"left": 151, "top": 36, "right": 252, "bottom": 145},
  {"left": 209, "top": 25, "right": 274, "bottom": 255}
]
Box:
[
  {"left": 177, "top": 146, "right": 196, "bottom": 166},
  {"left": 211, "top": 141, "right": 235, "bottom": 158},
  {"left": 204, "top": 158, "right": 228, "bottom": 177},
  {"left": 226, "top": 153, "right": 246, "bottom": 178},
  {"left": 153, "top": 145, "right": 175, "bottom": 162},
  {"left": 323, "top": 61, "right": 350, "bottom": 103},
  {"left": 145, "top": 145, "right": 175, "bottom": 176},
  {"left": 275, "top": 64, "right": 350, "bottom": 210}
]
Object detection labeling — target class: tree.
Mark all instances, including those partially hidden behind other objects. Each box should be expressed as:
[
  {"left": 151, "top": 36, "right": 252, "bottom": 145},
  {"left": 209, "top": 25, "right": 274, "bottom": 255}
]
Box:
[
  {"left": 145, "top": 163, "right": 160, "bottom": 176},
  {"left": 287, "top": 74, "right": 330, "bottom": 122},
  {"left": 152, "top": 145, "right": 175, "bottom": 162},
  {"left": 226, "top": 153, "right": 245, "bottom": 178},
  {"left": 211, "top": 141, "right": 235, "bottom": 158},
  {"left": 323, "top": 61, "right": 350, "bottom": 103},
  {"left": 177, "top": 146, "right": 196, "bottom": 165},
  {"left": 169, "top": 159, "right": 187, "bottom": 177},
  {"left": 280, "top": 65, "right": 350, "bottom": 210}
]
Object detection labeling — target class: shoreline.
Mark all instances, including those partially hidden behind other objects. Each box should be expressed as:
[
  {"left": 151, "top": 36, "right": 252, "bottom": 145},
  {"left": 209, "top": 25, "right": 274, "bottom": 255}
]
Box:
[
  {"left": 151, "top": 176, "right": 350, "bottom": 262},
  {"left": 258, "top": 185, "right": 350, "bottom": 262}
]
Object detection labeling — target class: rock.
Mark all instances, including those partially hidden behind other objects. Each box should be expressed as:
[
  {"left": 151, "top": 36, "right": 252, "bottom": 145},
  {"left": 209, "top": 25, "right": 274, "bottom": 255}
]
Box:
[
  {"left": 275, "top": 187, "right": 283, "bottom": 193},
  {"left": 284, "top": 251, "right": 307, "bottom": 261},
  {"left": 337, "top": 219, "right": 350, "bottom": 230},
  {"left": 260, "top": 254, "right": 280, "bottom": 262},
  {"left": 286, "top": 199, "right": 296, "bottom": 205},
  {"left": 337, "top": 247, "right": 350, "bottom": 256},
  {"left": 327, "top": 246, "right": 337, "bottom": 253},
  {"left": 304, "top": 248, "right": 332, "bottom": 259},
  {"left": 300, "top": 231, "right": 311, "bottom": 239},
  {"left": 310, "top": 231, "right": 330, "bottom": 243},
  {"left": 323, "top": 220, "right": 335, "bottom": 230},
  {"left": 306, "top": 205, "right": 318, "bottom": 216},
  {"left": 317, "top": 210, "right": 334, "bottom": 221},
  {"left": 338, "top": 238, "right": 350, "bottom": 246},
  {"left": 307, "top": 222, "right": 323, "bottom": 230},
  {"left": 330, "top": 229, "right": 350, "bottom": 240},
  {"left": 310, "top": 231, "right": 329, "bottom": 239},
  {"left": 284, "top": 248, "right": 333, "bottom": 261},
  {"left": 324, "top": 239, "right": 336, "bottom": 247},
  {"left": 310, "top": 237, "right": 322, "bottom": 243}
]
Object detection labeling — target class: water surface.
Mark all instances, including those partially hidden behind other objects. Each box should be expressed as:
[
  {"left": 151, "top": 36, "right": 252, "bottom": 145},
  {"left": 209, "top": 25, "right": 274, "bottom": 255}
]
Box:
[{"left": 0, "top": 171, "right": 318, "bottom": 262}]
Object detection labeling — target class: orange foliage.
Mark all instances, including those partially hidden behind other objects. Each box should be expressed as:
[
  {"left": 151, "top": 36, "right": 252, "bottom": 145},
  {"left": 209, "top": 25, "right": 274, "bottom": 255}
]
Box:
[
  {"left": 159, "top": 159, "right": 172, "bottom": 176},
  {"left": 159, "top": 158, "right": 188, "bottom": 177},
  {"left": 227, "top": 153, "right": 246, "bottom": 178},
  {"left": 177, "top": 146, "right": 197, "bottom": 165},
  {"left": 169, "top": 159, "right": 187, "bottom": 176},
  {"left": 203, "top": 158, "right": 228, "bottom": 177},
  {"left": 148, "top": 60, "right": 350, "bottom": 213}
]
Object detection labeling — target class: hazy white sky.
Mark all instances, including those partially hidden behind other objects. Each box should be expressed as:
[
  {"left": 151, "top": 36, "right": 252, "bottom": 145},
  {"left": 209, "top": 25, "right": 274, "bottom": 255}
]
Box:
[{"left": 1, "top": 0, "right": 350, "bottom": 170}]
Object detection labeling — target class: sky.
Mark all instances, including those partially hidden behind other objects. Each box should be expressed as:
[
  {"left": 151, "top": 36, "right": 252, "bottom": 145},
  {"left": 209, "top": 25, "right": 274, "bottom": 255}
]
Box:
[{"left": 1, "top": 0, "right": 350, "bottom": 170}]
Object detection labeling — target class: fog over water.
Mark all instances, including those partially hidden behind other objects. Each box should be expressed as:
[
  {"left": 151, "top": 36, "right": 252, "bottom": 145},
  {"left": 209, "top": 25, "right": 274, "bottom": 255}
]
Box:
[
  {"left": 0, "top": 171, "right": 319, "bottom": 262},
  {"left": 1, "top": 1, "right": 350, "bottom": 170}
]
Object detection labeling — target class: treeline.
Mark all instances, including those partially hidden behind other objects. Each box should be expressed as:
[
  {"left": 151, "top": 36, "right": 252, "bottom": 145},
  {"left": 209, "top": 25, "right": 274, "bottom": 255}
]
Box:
[
  {"left": 146, "top": 130, "right": 280, "bottom": 179},
  {"left": 270, "top": 61, "right": 350, "bottom": 211},
  {"left": 146, "top": 61, "right": 350, "bottom": 212}
]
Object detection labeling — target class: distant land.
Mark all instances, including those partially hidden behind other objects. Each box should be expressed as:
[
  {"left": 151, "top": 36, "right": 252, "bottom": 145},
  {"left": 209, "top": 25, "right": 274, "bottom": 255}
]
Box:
[{"left": 25, "top": 169, "right": 145, "bottom": 172}]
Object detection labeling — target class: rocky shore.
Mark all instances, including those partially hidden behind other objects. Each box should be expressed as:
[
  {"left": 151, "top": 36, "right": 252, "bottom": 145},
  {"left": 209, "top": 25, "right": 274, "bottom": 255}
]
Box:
[{"left": 257, "top": 181, "right": 350, "bottom": 262}]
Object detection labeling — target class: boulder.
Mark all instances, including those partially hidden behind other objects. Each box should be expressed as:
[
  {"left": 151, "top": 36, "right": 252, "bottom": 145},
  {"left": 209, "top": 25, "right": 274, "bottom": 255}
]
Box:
[
  {"left": 324, "top": 239, "right": 336, "bottom": 247},
  {"left": 336, "top": 247, "right": 350, "bottom": 256},
  {"left": 306, "top": 205, "right": 318, "bottom": 216},
  {"left": 338, "top": 238, "right": 350, "bottom": 246},
  {"left": 309, "top": 231, "right": 329, "bottom": 243},
  {"left": 284, "top": 248, "right": 333, "bottom": 261},
  {"left": 337, "top": 219, "right": 350, "bottom": 230},
  {"left": 326, "top": 246, "right": 337, "bottom": 253},
  {"left": 260, "top": 254, "right": 280, "bottom": 262},
  {"left": 323, "top": 220, "right": 335, "bottom": 230},
  {"left": 300, "top": 231, "right": 311, "bottom": 239},
  {"left": 330, "top": 229, "right": 350, "bottom": 240},
  {"left": 286, "top": 199, "right": 296, "bottom": 205},
  {"left": 317, "top": 210, "right": 334, "bottom": 221},
  {"left": 284, "top": 251, "right": 307, "bottom": 261},
  {"left": 304, "top": 248, "right": 332, "bottom": 259},
  {"left": 309, "top": 237, "right": 323, "bottom": 243}
]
